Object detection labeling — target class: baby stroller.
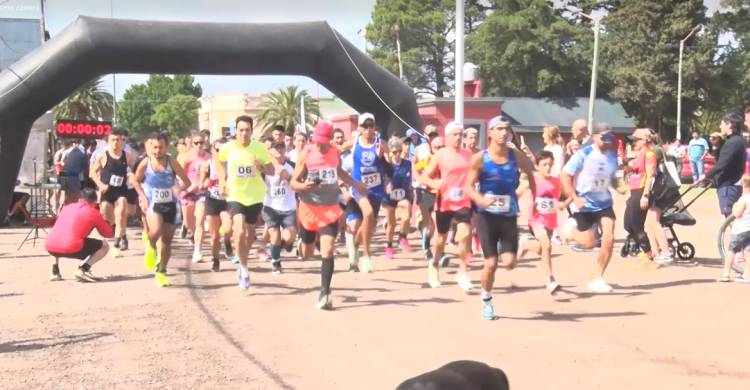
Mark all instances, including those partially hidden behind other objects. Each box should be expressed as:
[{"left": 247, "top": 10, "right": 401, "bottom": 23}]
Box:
[{"left": 620, "top": 185, "right": 710, "bottom": 261}]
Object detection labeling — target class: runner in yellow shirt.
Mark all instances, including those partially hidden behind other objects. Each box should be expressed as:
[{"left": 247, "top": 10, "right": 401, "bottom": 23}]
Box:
[{"left": 216, "top": 115, "right": 275, "bottom": 290}]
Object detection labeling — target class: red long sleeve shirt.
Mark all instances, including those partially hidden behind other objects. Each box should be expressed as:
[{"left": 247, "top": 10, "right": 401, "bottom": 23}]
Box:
[{"left": 45, "top": 200, "right": 113, "bottom": 254}]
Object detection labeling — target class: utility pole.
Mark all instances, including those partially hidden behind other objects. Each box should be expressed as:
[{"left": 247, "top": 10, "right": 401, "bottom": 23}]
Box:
[
  {"left": 394, "top": 24, "right": 404, "bottom": 81},
  {"left": 455, "top": 0, "right": 465, "bottom": 125},
  {"left": 39, "top": 0, "right": 47, "bottom": 43},
  {"left": 677, "top": 24, "right": 701, "bottom": 142},
  {"left": 579, "top": 12, "right": 601, "bottom": 134},
  {"left": 111, "top": 0, "right": 117, "bottom": 124}
]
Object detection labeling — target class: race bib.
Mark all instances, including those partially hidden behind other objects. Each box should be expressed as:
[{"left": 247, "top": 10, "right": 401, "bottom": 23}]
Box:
[
  {"left": 485, "top": 194, "right": 510, "bottom": 214},
  {"left": 208, "top": 186, "right": 223, "bottom": 199},
  {"left": 591, "top": 176, "right": 609, "bottom": 192},
  {"left": 391, "top": 188, "right": 406, "bottom": 201},
  {"left": 448, "top": 187, "right": 464, "bottom": 202},
  {"left": 361, "top": 172, "right": 382, "bottom": 188},
  {"left": 535, "top": 197, "right": 556, "bottom": 215},
  {"left": 109, "top": 174, "right": 124, "bottom": 187},
  {"left": 308, "top": 168, "right": 338, "bottom": 185},
  {"left": 271, "top": 184, "right": 287, "bottom": 198},
  {"left": 236, "top": 165, "right": 254, "bottom": 178},
  {"left": 152, "top": 188, "right": 173, "bottom": 203}
]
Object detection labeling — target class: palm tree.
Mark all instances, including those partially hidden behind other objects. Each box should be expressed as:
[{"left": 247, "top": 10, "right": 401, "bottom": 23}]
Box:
[
  {"left": 256, "top": 85, "right": 321, "bottom": 133},
  {"left": 53, "top": 78, "right": 114, "bottom": 121}
]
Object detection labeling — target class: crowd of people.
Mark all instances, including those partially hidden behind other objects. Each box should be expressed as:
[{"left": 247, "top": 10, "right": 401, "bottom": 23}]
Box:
[{"left": 40, "top": 106, "right": 750, "bottom": 320}]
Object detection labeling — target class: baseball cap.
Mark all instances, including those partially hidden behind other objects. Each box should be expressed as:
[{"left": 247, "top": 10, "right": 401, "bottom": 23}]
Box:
[
  {"left": 627, "top": 128, "right": 651, "bottom": 141},
  {"left": 311, "top": 121, "right": 334, "bottom": 144},
  {"left": 358, "top": 113, "right": 375, "bottom": 126},
  {"left": 431, "top": 136, "right": 445, "bottom": 148},
  {"left": 445, "top": 121, "right": 463, "bottom": 134},
  {"left": 593, "top": 122, "right": 613, "bottom": 134},
  {"left": 425, "top": 125, "right": 439, "bottom": 135},
  {"left": 406, "top": 128, "right": 419, "bottom": 138},
  {"left": 488, "top": 115, "right": 510, "bottom": 129}
]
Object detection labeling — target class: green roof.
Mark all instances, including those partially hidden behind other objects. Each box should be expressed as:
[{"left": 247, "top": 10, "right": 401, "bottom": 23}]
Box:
[{"left": 499, "top": 97, "right": 635, "bottom": 131}]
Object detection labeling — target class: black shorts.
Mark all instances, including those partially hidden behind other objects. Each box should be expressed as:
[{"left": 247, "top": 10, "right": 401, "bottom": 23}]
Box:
[
  {"left": 573, "top": 207, "right": 616, "bottom": 232},
  {"left": 101, "top": 186, "right": 128, "bottom": 204},
  {"left": 300, "top": 222, "right": 338, "bottom": 244},
  {"left": 384, "top": 191, "right": 413, "bottom": 208},
  {"left": 48, "top": 238, "right": 103, "bottom": 260},
  {"left": 150, "top": 202, "right": 180, "bottom": 225},
  {"left": 415, "top": 188, "right": 435, "bottom": 212},
  {"left": 476, "top": 213, "right": 518, "bottom": 257},
  {"left": 227, "top": 202, "right": 263, "bottom": 225},
  {"left": 126, "top": 189, "right": 138, "bottom": 205},
  {"left": 205, "top": 197, "right": 227, "bottom": 216},
  {"left": 435, "top": 207, "right": 472, "bottom": 234},
  {"left": 262, "top": 206, "right": 296, "bottom": 229}
]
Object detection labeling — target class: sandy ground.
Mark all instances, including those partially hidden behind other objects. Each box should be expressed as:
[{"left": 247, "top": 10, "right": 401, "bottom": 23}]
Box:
[{"left": 1, "top": 190, "right": 749, "bottom": 389}]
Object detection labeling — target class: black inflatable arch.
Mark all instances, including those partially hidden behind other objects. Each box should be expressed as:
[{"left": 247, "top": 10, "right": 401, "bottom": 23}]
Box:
[{"left": 0, "top": 16, "right": 421, "bottom": 220}]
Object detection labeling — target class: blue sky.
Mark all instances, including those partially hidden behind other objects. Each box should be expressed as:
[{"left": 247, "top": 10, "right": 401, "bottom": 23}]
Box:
[{"left": 1, "top": 0, "right": 725, "bottom": 99}]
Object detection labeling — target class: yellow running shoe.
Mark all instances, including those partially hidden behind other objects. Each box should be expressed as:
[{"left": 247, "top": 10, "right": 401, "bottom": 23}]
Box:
[
  {"left": 154, "top": 272, "right": 170, "bottom": 287},
  {"left": 144, "top": 245, "right": 157, "bottom": 271}
]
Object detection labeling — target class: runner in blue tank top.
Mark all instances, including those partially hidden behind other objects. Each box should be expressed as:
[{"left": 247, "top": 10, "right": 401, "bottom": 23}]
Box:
[
  {"left": 341, "top": 112, "right": 388, "bottom": 273},
  {"left": 132, "top": 132, "right": 191, "bottom": 288},
  {"left": 383, "top": 136, "right": 413, "bottom": 259},
  {"left": 561, "top": 123, "right": 625, "bottom": 294},
  {"left": 465, "top": 115, "right": 536, "bottom": 320}
]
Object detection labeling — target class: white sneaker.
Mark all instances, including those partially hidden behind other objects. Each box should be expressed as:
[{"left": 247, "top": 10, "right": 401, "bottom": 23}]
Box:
[
  {"left": 587, "top": 277, "right": 613, "bottom": 293},
  {"left": 428, "top": 264, "right": 441, "bottom": 288},
  {"left": 191, "top": 249, "right": 203, "bottom": 263},
  {"left": 655, "top": 253, "right": 673, "bottom": 265},
  {"left": 546, "top": 280, "right": 561, "bottom": 295},
  {"left": 456, "top": 273, "right": 474, "bottom": 292},
  {"left": 360, "top": 256, "right": 372, "bottom": 274}
]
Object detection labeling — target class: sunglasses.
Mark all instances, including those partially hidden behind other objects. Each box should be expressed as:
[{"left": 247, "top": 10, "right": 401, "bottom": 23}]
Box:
[
  {"left": 600, "top": 133, "right": 615, "bottom": 143},
  {"left": 193, "top": 141, "right": 204, "bottom": 145}
]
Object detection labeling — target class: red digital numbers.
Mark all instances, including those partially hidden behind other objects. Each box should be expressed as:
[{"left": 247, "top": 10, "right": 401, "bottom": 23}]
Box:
[{"left": 55, "top": 120, "right": 113, "bottom": 139}]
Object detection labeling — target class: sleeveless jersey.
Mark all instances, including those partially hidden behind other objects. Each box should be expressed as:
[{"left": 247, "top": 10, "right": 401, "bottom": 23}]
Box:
[
  {"left": 437, "top": 148, "right": 472, "bottom": 212},
  {"left": 185, "top": 152, "right": 210, "bottom": 194},
  {"left": 206, "top": 159, "right": 225, "bottom": 200},
  {"left": 144, "top": 157, "right": 176, "bottom": 205},
  {"left": 351, "top": 135, "right": 386, "bottom": 199},
  {"left": 478, "top": 149, "right": 519, "bottom": 217},
  {"left": 299, "top": 144, "right": 340, "bottom": 206},
  {"left": 389, "top": 159, "right": 412, "bottom": 201},
  {"left": 101, "top": 150, "right": 128, "bottom": 189}
]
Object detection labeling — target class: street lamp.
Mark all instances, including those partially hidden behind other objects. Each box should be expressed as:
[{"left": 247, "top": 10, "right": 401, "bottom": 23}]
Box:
[
  {"left": 393, "top": 23, "right": 404, "bottom": 81},
  {"left": 677, "top": 24, "right": 702, "bottom": 141},
  {"left": 579, "top": 12, "right": 602, "bottom": 134}
]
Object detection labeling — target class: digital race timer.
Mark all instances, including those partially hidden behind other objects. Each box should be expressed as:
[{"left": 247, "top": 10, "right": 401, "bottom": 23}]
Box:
[{"left": 55, "top": 119, "right": 112, "bottom": 138}]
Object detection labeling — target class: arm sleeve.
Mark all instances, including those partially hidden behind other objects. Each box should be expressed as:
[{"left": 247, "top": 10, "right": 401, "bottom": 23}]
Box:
[{"left": 706, "top": 138, "right": 739, "bottom": 178}]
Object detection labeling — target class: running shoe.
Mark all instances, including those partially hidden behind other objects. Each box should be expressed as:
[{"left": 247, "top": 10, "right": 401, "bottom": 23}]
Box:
[
  {"left": 154, "top": 272, "right": 170, "bottom": 287},
  {"left": 114, "top": 237, "right": 121, "bottom": 249},
  {"left": 348, "top": 263, "right": 360, "bottom": 273},
  {"left": 438, "top": 255, "right": 450, "bottom": 268},
  {"left": 81, "top": 269, "right": 101, "bottom": 281},
  {"left": 546, "top": 277, "right": 561, "bottom": 295},
  {"left": 224, "top": 238, "right": 234, "bottom": 257},
  {"left": 385, "top": 246, "right": 395, "bottom": 260},
  {"left": 110, "top": 248, "right": 121, "bottom": 259},
  {"left": 360, "top": 256, "right": 372, "bottom": 273},
  {"left": 456, "top": 273, "right": 474, "bottom": 292},
  {"left": 316, "top": 294, "right": 333, "bottom": 310},
  {"left": 191, "top": 249, "right": 203, "bottom": 263},
  {"left": 481, "top": 301, "right": 496, "bottom": 320},
  {"left": 144, "top": 245, "right": 157, "bottom": 271},
  {"left": 231, "top": 255, "right": 239, "bottom": 265},
  {"left": 49, "top": 272, "right": 62, "bottom": 282},
  {"left": 587, "top": 277, "right": 613, "bottom": 293},
  {"left": 655, "top": 253, "right": 674, "bottom": 265},
  {"left": 399, "top": 237, "right": 412, "bottom": 253},
  {"left": 428, "top": 264, "right": 441, "bottom": 288},
  {"left": 211, "top": 257, "right": 220, "bottom": 272},
  {"left": 237, "top": 267, "right": 250, "bottom": 290},
  {"left": 272, "top": 260, "right": 283, "bottom": 275},
  {"left": 120, "top": 236, "right": 129, "bottom": 251},
  {"left": 74, "top": 269, "right": 96, "bottom": 283}
]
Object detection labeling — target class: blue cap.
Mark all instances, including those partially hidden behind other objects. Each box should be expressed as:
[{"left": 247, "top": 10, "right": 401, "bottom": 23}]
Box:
[
  {"left": 487, "top": 115, "right": 510, "bottom": 130},
  {"left": 405, "top": 128, "right": 418, "bottom": 137}
]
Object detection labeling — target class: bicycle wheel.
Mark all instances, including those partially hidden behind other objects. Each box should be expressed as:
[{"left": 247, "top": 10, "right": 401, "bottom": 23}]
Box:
[{"left": 717, "top": 215, "right": 743, "bottom": 274}]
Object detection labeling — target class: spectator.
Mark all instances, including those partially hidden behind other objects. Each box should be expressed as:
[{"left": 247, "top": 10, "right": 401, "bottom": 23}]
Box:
[
  {"left": 286, "top": 131, "right": 307, "bottom": 164},
  {"left": 705, "top": 113, "right": 748, "bottom": 217},
  {"left": 59, "top": 138, "right": 88, "bottom": 205},
  {"left": 45, "top": 187, "right": 113, "bottom": 282},
  {"left": 571, "top": 118, "right": 590, "bottom": 146},
  {"left": 709, "top": 131, "right": 723, "bottom": 160},
  {"left": 688, "top": 131, "right": 709, "bottom": 183},
  {"left": 543, "top": 125, "right": 565, "bottom": 177},
  {"left": 667, "top": 139, "right": 686, "bottom": 179},
  {"left": 566, "top": 138, "right": 581, "bottom": 159},
  {"left": 405, "top": 128, "right": 424, "bottom": 161}
]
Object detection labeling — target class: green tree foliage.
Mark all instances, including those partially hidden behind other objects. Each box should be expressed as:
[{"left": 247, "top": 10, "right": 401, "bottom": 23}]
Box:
[
  {"left": 53, "top": 78, "right": 113, "bottom": 120},
  {"left": 256, "top": 86, "right": 321, "bottom": 133},
  {"left": 366, "top": 0, "right": 490, "bottom": 96},
  {"left": 150, "top": 94, "right": 201, "bottom": 139},
  {"left": 117, "top": 74, "right": 202, "bottom": 136},
  {"left": 467, "top": 0, "right": 592, "bottom": 97}
]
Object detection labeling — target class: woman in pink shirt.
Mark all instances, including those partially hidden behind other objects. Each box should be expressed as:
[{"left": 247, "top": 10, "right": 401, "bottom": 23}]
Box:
[{"left": 518, "top": 151, "right": 568, "bottom": 294}]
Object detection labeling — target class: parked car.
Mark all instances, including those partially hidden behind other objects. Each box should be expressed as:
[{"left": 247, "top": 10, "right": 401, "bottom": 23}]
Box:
[{"left": 663, "top": 143, "right": 715, "bottom": 183}]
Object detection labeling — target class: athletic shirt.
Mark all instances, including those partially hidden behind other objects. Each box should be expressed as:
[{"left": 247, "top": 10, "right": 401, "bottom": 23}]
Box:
[
  {"left": 299, "top": 144, "right": 340, "bottom": 206},
  {"left": 185, "top": 152, "right": 210, "bottom": 194},
  {"left": 437, "top": 148, "right": 472, "bottom": 212},
  {"left": 206, "top": 159, "right": 225, "bottom": 201},
  {"left": 351, "top": 135, "right": 386, "bottom": 199},
  {"left": 563, "top": 145, "right": 618, "bottom": 212},
  {"left": 389, "top": 159, "right": 412, "bottom": 201},
  {"left": 263, "top": 163, "right": 296, "bottom": 212},
  {"left": 144, "top": 157, "right": 177, "bottom": 205},
  {"left": 477, "top": 149, "right": 519, "bottom": 217},
  {"left": 528, "top": 174, "right": 561, "bottom": 230},
  {"left": 100, "top": 150, "right": 128, "bottom": 189},
  {"left": 627, "top": 148, "right": 657, "bottom": 190},
  {"left": 217, "top": 140, "right": 272, "bottom": 206}
]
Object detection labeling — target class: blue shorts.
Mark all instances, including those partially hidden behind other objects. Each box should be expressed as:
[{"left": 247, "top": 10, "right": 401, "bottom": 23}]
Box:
[
  {"left": 718, "top": 185, "right": 742, "bottom": 217},
  {"left": 345, "top": 194, "right": 383, "bottom": 222}
]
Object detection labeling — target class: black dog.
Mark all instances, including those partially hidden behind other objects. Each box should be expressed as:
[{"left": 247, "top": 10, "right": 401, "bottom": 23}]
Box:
[{"left": 396, "top": 360, "right": 509, "bottom": 390}]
